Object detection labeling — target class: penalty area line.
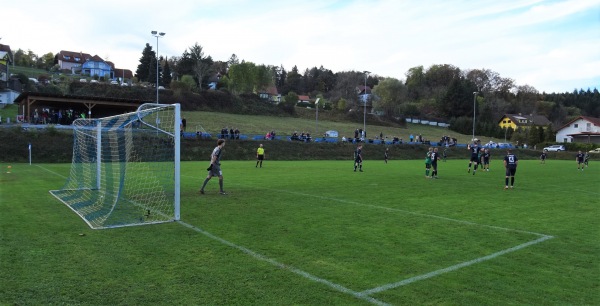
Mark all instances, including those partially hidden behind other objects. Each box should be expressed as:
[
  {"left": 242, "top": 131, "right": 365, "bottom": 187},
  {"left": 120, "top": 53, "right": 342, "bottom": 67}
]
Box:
[
  {"left": 177, "top": 221, "right": 390, "bottom": 306},
  {"left": 359, "top": 235, "right": 553, "bottom": 296}
]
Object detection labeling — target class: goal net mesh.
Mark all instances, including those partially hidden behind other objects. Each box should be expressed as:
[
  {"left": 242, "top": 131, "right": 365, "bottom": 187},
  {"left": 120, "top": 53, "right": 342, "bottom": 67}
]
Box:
[{"left": 50, "top": 103, "right": 180, "bottom": 229}]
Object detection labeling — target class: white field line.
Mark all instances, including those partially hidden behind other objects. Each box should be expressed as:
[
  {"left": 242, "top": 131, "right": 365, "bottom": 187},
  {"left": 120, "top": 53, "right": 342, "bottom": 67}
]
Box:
[
  {"left": 177, "top": 221, "right": 390, "bottom": 306},
  {"left": 359, "top": 235, "right": 553, "bottom": 295},
  {"left": 41, "top": 168, "right": 555, "bottom": 302},
  {"left": 36, "top": 164, "right": 67, "bottom": 179},
  {"left": 39, "top": 167, "right": 388, "bottom": 305},
  {"left": 234, "top": 185, "right": 555, "bottom": 295}
]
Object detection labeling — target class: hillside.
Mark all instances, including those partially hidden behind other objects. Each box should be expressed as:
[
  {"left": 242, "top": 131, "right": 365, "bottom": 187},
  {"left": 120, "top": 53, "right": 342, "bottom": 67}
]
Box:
[{"left": 182, "top": 107, "right": 496, "bottom": 145}]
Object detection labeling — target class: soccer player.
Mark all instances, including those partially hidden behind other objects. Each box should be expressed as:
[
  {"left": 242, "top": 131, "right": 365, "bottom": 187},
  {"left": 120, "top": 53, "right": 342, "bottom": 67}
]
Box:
[
  {"left": 199, "top": 139, "right": 227, "bottom": 195},
  {"left": 467, "top": 139, "right": 480, "bottom": 175},
  {"left": 540, "top": 151, "right": 547, "bottom": 164},
  {"left": 482, "top": 148, "right": 491, "bottom": 171},
  {"left": 384, "top": 148, "right": 389, "bottom": 164},
  {"left": 576, "top": 150, "right": 585, "bottom": 171},
  {"left": 430, "top": 147, "right": 440, "bottom": 178},
  {"left": 256, "top": 143, "right": 265, "bottom": 168},
  {"left": 354, "top": 144, "right": 363, "bottom": 172},
  {"left": 503, "top": 148, "right": 518, "bottom": 189},
  {"left": 425, "top": 147, "right": 433, "bottom": 178},
  {"left": 584, "top": 152, "right": 590, "bottom": 167}
]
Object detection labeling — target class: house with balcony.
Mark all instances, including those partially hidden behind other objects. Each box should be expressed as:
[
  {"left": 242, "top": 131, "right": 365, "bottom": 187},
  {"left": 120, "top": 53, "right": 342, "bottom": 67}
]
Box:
[
  {"left": 0, "top": 44, "right": 13, "bottom": 85},
  {"left": 554, "top": 116, "right": 600, "bottom": 144},
  {"left": 81, "top": 55, "right": 113, "bottom": 79},
  {"left": 498, "top": 113, "right": 551, "bottom": 130},
  {"left": 258, "top": 86, "right": 281, "bottom": 104},
  {"left": 54, "top": 50, "right": 93, "bottom": 74},
  {"left": 357, "top": 85, "right": 373, "bottom": 113},
  {"left": 0, "top": 43, "right": 19, "bottom": 107}
]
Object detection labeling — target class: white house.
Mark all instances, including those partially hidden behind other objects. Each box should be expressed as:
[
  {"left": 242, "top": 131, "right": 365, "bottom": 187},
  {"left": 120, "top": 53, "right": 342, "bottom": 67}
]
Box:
[{"left": 555, "top": 116, "right": 600, "bottom": 144}]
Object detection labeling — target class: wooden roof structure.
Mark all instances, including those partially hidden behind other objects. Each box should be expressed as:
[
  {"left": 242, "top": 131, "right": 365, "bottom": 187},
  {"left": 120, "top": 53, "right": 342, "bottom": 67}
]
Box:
[{"left": 15, "top": 92, "right": 151, "bottom": 122}]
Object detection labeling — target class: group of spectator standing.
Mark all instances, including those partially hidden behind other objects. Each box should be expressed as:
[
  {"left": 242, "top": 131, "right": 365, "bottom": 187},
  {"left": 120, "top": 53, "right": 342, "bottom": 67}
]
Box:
[{"left": 220, "top": 127, "right": 240, "bottom": 140}]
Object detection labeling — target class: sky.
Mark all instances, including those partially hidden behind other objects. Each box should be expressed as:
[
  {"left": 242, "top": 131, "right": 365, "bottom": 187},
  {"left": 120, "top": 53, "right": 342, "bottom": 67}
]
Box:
[{"left": 3, "top": 0, "right": 599, "bottom": 93}]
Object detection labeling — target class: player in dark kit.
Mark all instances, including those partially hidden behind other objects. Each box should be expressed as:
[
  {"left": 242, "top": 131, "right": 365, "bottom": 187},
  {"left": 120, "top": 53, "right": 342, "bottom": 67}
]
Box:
[
  {"left": 482, "top": 149, "right": 491, "bottom": 171},
  {"left": 354, "top": 144, "right": 363, "bottom": 172},
  {"left": 467, "top": 139, "right": 480, "bottom": 175},
  {"left": 384, "top": 148, "right": 389, "bottom": 164},
  {"left": 503, "top": 149, "right": 518, "bottom": 189},
  {"left": 540, "top": 151, "right": 547, "bottom": 164},
  {"left": 430, "top": 147, "right": 440, "bottom": 178},
  {"left": 576, "top": 151, "right": 585, "bottom": 171}
]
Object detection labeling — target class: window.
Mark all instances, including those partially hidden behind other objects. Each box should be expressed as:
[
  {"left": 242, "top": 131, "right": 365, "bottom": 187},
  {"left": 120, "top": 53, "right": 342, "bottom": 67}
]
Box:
[
  {"left": 574, "top": 123, "right": 578, "bottom": 128},
  {"left": 64, "top": 56, "right": 71, "bottom": 60},
  {"left": 75, "top": 57, "right": 80, "bottom": 61}
]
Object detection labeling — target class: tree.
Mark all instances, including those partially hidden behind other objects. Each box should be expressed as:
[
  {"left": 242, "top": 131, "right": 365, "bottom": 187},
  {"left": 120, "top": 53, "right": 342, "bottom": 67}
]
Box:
[
  {"left": 228, "top": 61, "right": 256, "bottom": 94},
  {"left": 135, "top": 43, "right": 155, "bottom": 83},
  {"left": 440, "top": 78, "right": 477, "bottom": 118},
  {"left": 405, "top": 65, "right": 425, "bottom": 100},
  {"left": 162, "top": 59, "right": 172, "bottom": 87},
  {"left": 372, "top": 77, "right": 407, "bottom": 116},
  {"left": 280, "top": 91, "right": 298, "bottom": 115},
  {"left": 39, "top": 52, "right": 55, "bottom": 70},
  {"left": 283, "top": 65, "right": 303, "bottom": 95}
]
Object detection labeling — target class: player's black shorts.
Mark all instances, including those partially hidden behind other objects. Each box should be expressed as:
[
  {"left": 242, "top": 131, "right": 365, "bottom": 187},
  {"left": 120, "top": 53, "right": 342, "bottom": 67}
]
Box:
[
  {"left": 257, "top": 155, "right": 264, "bottom": 160},
  {"left": 470, "top": 155, "right": 478, "bottom": 162},
  {"left": 505, "top": 167, "right": 517, "bottom": 176}
]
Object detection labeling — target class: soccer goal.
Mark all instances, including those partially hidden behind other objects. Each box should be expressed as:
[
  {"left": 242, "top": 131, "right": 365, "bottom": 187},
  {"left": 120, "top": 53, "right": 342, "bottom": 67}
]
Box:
[{"left": 50, "top": 103, "right": 181, "bottom": 229}]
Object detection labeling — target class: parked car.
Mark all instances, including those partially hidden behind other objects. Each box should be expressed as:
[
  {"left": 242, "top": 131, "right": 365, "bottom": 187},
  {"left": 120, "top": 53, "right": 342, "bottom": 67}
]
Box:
[
  {"left": 325, "top": 130, "right": 338, "bottom": 137},
  {"left": 483, "top": 141, "right": 498, "bottom": 148},
  {"left": 90, "top": 80, "right": 99, "bottom": 83},
  {"left": 110, "top": 81, "right": 119, "bottom": 85},
  {"left": 589, "top": 148, "right": 600, "bottom": 153},
  {"left": 497, "top": 142, "right": 514, "bottom": 149},
  {"left": 79, "top": 79, "right": 87, "bottom": 83},
  {"left": 543, "top": 145, "right": 566, "bottom": 152}
]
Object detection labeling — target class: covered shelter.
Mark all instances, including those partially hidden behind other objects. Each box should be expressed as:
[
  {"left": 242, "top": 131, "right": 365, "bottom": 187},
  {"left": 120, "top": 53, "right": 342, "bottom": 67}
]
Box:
[{"left": 15, "top": 92, "right": 151, "bottom": 124}]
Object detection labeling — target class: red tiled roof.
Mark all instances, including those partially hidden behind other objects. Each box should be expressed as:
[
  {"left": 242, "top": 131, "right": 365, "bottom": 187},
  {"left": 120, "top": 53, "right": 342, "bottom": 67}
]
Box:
[
  {"left": 558, "top": 115, "right": 600, "bottom": 130},
  {"left": 56, "top": 50, "right": 93, "bottom": 63}
]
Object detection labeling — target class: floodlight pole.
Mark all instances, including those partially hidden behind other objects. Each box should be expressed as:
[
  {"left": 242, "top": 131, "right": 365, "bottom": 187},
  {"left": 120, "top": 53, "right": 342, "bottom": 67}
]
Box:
[
  {"left": 472, "top": 92, "right": 478, "bottom": 141},
  {"left": 151, "top": 31, "right": 166, "bottom": 103},
  {"left": 315, "top": 98, "right": 320, "bottom": 136},
  {"left": 363, "top": 71, "right": 370, "bottom": 138}
]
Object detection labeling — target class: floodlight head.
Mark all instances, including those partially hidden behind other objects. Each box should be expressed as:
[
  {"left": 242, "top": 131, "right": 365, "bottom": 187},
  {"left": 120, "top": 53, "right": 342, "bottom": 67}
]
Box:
[
  {"left": 473, "top": 92, "right": 478, "bottom": 95},
  {"left": 151, "top": 30, "right": 157, "bottom": 35},
  {"left": 159, "top": 32, "right": 166, "bottom": 36},
  {"left": 364, "top": 70, "right": 370, "bottom": 75}
]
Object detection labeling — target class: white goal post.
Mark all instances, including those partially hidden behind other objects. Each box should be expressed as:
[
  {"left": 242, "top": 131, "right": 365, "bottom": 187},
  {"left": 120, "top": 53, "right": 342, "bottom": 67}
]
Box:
[{"left": 50, "top": 103, "right": 181, "bottom": 229}]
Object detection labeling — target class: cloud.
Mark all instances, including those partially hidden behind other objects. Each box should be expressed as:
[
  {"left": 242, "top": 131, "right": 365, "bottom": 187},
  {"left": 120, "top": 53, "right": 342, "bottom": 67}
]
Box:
[{"left": 3, "top": 0, "right": 599, "bottom": 93}]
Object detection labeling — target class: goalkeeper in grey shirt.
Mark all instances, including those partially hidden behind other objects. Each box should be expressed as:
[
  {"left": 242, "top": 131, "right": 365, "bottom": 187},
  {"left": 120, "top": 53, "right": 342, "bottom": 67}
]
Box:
[{"left": 200, "top": 139, "right": 227, "bottom": 195}]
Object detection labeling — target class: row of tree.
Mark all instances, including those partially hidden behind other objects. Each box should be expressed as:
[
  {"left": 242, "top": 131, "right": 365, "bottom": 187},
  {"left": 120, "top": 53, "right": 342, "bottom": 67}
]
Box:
[{"left": 12, "top": 43, "right": 600, "bottom": 147}]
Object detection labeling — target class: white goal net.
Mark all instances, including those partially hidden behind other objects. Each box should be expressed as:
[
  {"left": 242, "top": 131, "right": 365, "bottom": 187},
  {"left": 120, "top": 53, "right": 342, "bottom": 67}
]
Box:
[{"left": 50, "top": 103, "right": 181, "bottom": 229}]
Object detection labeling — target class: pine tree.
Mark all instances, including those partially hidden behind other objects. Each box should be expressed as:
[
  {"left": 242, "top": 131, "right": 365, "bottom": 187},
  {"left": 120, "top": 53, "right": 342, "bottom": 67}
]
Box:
[{"left": 136, "top": 43, "right": 156, "bottom": 83}]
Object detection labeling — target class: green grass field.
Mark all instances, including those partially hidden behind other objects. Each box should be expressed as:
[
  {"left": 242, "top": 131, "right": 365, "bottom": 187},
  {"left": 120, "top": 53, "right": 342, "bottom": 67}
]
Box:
[{"left": 0, "top": 158, "right": 598, "bottom": 305}]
